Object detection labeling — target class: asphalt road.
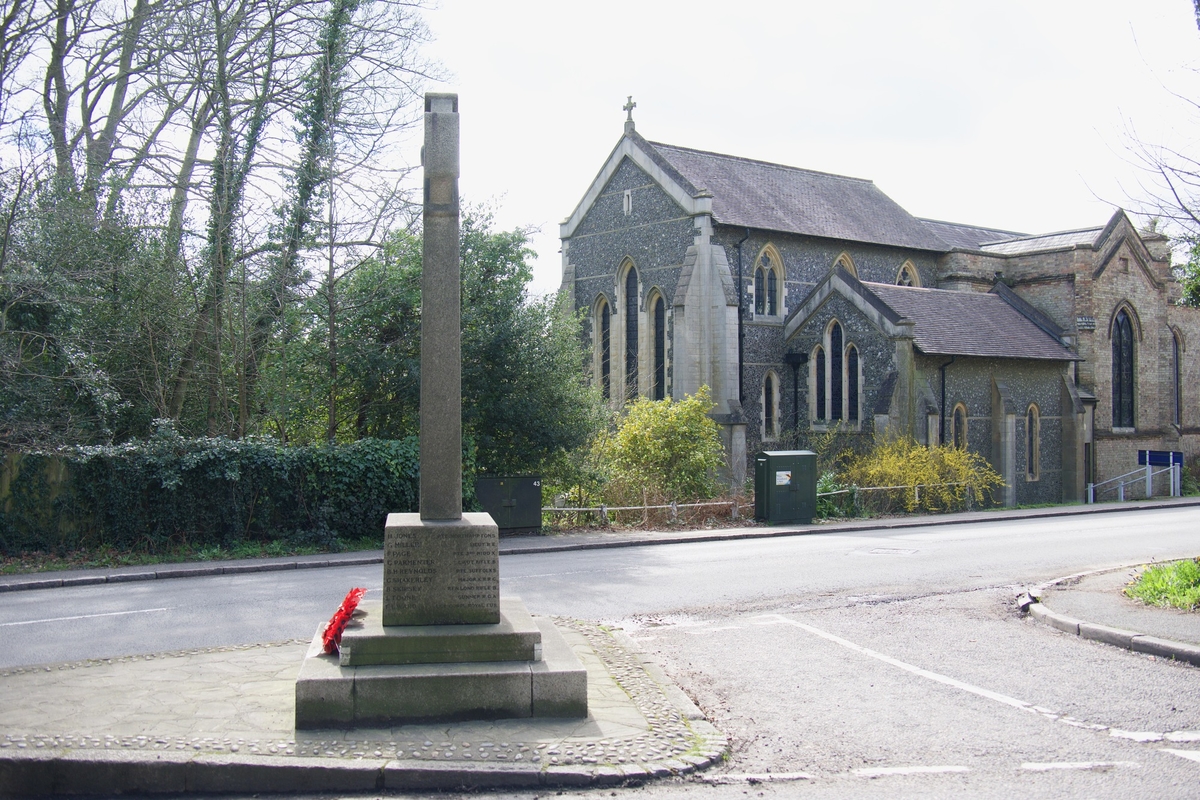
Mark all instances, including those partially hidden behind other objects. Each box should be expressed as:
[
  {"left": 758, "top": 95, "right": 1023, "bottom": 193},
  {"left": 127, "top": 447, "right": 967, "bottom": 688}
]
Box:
[{"left": 3, "top": 505, "right": 1199, "bottom": 798}]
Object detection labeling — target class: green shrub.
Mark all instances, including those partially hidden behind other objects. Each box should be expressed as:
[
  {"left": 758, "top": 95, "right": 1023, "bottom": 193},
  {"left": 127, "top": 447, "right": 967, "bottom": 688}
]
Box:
[
  {"left": 0, "top": 427, "right": 477, "bottom": 555},
  {"left": 838, "top": 435, "right": 1004, "bottom": 513},
  {"left": 597, "top": 386, "right": 725, "bottom": 505},
  {"left": 816, "top": 470, "right": 857, "bottom": 518}
]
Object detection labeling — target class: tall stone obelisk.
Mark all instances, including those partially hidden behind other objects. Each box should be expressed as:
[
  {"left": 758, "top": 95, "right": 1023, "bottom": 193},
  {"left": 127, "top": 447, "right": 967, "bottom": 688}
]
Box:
[
  {"left": 295, "top": 94, "right": 587, "bottom": 727},
  {"left": 381, "top": 93, "right": 500, "bottom": 626},
  {"left": 419, "top": 93, "right": 462, "bottom": 521}
]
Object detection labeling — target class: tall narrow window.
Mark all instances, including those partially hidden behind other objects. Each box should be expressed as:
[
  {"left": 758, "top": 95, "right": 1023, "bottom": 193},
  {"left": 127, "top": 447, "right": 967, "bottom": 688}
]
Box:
[
  {"left": 767, "top": 269, "right": 778, "bottom": 316},
  {"left": 830, "top": 322, "right": 843, "bottom": 421},
  {"left": 1112, "top": 309, "right": 1134, "bottom": 428},
  {"left": 764, "top": 372, "right": 777, "bottom": 439},
  {"left": 1173, "top": 331, "right": 1183, "bottom": 427},
  {"left": 815, "top": 346, "right": 826, "bottom": 422},
  {"left": 952, "top": 403, "right": 968, "bottom": 449},
  {"left": 754, "top": 267, "right": 765, "bottom": 315},
  {"left": 598, "top": 299, "right": 611, "bottom": 400},
  {"left": 625, "top": 268, "right": 639, "bottom": 399},
  {"left": 653, "top": 296, "right": 666, "bottom": 401},
  {"left": 1026, "top": 404, "right": 1040, "bottom": 481},
  {"left": 847, "top": 345, "right": 859, "bottom": 423}
]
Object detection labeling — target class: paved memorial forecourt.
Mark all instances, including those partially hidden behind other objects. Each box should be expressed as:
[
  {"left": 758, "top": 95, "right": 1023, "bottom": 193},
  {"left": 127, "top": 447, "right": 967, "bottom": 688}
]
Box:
[{"left": 0, "top": 622, "right": 727, "bottom": 793}]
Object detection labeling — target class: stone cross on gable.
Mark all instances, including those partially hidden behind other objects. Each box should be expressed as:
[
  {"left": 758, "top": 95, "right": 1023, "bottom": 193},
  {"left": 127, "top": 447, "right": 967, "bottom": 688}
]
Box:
[{"left": 624, "top": 96, "right": 636, "bottom": 134}]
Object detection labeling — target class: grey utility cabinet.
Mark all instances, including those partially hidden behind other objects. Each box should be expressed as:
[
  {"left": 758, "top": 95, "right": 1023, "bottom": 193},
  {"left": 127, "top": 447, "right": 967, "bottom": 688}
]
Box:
[
  {"left": 754, "top": 451, "right": 817, "bottom": 525},
  {"left": 475, "top": 476, "right": 542, "bottom": 535}
]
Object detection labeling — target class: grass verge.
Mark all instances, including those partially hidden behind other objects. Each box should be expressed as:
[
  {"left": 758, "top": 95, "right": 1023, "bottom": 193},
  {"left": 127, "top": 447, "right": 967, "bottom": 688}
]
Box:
[
  {"left": 0, "top": 536, "right": 385, "bottom": 576},
  {"left": 1125, "top": 557, "right": 1200, "bottom": 611}
]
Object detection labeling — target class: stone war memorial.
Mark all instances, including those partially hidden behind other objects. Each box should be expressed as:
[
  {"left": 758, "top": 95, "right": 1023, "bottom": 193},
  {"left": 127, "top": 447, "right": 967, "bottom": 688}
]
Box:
[{"left": 295, "top": 93, "right": 588, "bottom": 728}]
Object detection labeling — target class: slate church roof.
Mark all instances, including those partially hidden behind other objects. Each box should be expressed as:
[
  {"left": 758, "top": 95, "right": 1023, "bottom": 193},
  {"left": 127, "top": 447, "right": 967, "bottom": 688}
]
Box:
[
  {"left": 916, "top": 218, "right": 1026, "bottom": 250},
  {"left": 644, "top": 140, "right": 951, "bottom": 252},
  {"left": 863, "top": 282, "right": 1078, "bottom": 361}
]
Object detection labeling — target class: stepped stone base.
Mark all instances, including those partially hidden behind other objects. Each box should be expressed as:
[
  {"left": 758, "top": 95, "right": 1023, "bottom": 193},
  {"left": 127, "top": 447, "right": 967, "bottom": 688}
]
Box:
[
  {"left": 295, "top": 601, "right": 587, "bottom": 729},
  {"left": 339, "top": 598, "right": 541, "bottom": 666}
]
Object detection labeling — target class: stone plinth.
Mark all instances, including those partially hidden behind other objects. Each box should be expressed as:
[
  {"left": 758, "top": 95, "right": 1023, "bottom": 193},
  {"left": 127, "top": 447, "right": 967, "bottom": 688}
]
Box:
[
  {"left": 295, "top": 606, "right": 587, "bottom": 728},
  {"left": 339, "top": 598, "right": 540, "bottom": 666},
  {"left": 383, "top": 512, "right": 498, "bottom": 626}
]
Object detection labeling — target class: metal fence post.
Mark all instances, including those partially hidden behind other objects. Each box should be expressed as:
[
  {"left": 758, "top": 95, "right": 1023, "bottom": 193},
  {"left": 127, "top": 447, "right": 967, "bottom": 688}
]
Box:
[
  {"left": 1146, "top": 463, "right": 1153, "bottom": 498},
  {"left": 1087, "top": 482, "right": 1094, "bottom": 504},
  {"left": 1118, "top": 483, "right": 1124, "bottom": 502},
  {"left": 598, "top": 504, "right": 607, "bottom": 527}
]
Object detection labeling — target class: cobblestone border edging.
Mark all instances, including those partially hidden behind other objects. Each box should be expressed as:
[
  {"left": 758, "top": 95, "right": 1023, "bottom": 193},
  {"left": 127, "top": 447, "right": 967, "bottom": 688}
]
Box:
[
  {"left": 0, "top": 621, "right": 728, "bottom": 794},
  {"left": 1018, "top": 567, "right": 1200, "bottom": 668}
]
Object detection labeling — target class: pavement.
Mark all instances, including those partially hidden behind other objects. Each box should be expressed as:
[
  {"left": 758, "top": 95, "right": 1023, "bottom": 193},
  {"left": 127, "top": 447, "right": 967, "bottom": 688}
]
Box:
[
  {"left": 1, "top": 495, "right": 1198, "bottom": 795},
  {"left": 1024, "top": 563, "right": 1200, "bottom": 667}
]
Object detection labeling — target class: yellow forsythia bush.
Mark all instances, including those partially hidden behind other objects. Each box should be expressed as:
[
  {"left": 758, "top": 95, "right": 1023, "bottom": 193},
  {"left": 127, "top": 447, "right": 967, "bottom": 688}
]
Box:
[{"left": 839, "top": 435, "right": 1004, "bottom": 513}]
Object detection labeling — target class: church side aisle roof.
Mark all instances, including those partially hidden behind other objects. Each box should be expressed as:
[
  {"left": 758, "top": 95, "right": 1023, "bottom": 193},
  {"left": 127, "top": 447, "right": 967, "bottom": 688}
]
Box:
[
  {"left": 977, "top": 226, "right": 1105, "bottom": 256},
  {"left": 863, "top": 282, "right": 1078, "bottom": 361},
  {"left": 917, "top": 218, "right": 1027, "bottom": 250},
  {"left": 646, "top": 141, "right": 950, "bottom": 252}
]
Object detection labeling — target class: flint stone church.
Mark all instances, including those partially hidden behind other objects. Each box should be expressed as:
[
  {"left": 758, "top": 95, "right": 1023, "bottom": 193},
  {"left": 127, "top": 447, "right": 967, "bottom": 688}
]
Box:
[{"left": 559, "top": 111, "right": 1200, "bottom": 505}]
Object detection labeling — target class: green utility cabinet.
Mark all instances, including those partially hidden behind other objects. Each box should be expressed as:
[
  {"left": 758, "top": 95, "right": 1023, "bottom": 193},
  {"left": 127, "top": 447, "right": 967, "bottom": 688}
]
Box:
[
  {"left": 754, "top": 451, "right": 817, "bottom": 525},
  {"left": 475, "top": 476, "right": 542, "bottom": 535}
]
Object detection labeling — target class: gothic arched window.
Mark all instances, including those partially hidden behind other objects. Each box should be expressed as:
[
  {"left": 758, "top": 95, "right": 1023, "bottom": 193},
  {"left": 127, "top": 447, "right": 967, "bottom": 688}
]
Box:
[
  {"left": 1112, "top": 308, "right": 1135, "bottom": 428},
  {"left": 847, "top": 344, "right": 859, "bottom": 423},
  {"left": 597, "top": 298, "right": 611, "bottom": 400},
  {"left": 1026, "top": 404, "right": 1040, "bottom": 481},
  {"left": 830, "top": 322, "right": 844, "bottom": 422},
  {"left": 814, "top": 346, "right": 826, "bottom": 422},
  {"left": 754, "top": 250, "right": 782, "bottom": 316},
  {"left": 896, "top": 261, "right": 920, "bottom": 287},
  {"left": 1173, "top": 330, "right": 1183, "bottom": 427},
  {"left": 652, "top": 294, "right": 666, "bottom": 401},
  {"left": 763, "top": 371, "right": 779, "bottom": 440},
  {"left": 624, "top": 266, "right": 639, "bottom": 400},
  {"left": 952, "top": 403, "right": 968, "bottom": 449}
]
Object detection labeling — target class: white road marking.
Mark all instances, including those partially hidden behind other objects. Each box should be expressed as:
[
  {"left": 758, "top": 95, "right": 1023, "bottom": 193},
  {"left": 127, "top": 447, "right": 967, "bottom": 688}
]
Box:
[
  {"left": 1110, "top": 729, "right": 1163, "bottom": 742},
  {"left": 751, "top": 614, "right": 1035, "bottom": 712},
  {"left": 856, "top": 765, "right": 969, "bottom": 777},
  {"left": 749, "top": 613, "right": 1187, "bottom": 749},
  {"left": 685, "top": 625, "right": 745, "bottom": 635},
  {"left": 1162, "top": 749, "right": 1200, "bottom": 764},
  {"left": 0, "top": 607, "right": 173, "bottom": 627},
  {"left": 701, "top": 772, "right": 813, "bottom": 783},
  {"left": 1021, "top": 761, "right": 1138, "bottom": 771}
]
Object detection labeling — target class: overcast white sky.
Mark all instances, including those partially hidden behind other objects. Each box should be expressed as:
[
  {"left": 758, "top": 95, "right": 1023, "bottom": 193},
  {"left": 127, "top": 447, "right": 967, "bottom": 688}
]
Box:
[{"left": 419, "top": 0, "right": 1200, "bottom": 295}]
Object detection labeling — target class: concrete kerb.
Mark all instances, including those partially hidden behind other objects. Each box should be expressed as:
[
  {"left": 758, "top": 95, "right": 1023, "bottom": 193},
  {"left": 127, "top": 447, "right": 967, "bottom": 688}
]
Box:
[
  {"left": 4, "top": 497, "right": 1199, "bottom": 595},
  {"left": 1021, "top": 565, "right": 1200, "bottom": 668}
]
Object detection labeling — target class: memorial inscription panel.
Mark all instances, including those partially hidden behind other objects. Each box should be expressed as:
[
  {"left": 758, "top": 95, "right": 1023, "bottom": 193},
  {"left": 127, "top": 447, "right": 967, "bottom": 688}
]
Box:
[{"left": 383, "top": 512, "right": 500, "bottom": 625}]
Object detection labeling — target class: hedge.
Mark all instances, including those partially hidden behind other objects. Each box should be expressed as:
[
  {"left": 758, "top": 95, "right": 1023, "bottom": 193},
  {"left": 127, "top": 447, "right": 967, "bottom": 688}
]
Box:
[{"left": 0, "top": 432, "right": 477, "bottom": 554}]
